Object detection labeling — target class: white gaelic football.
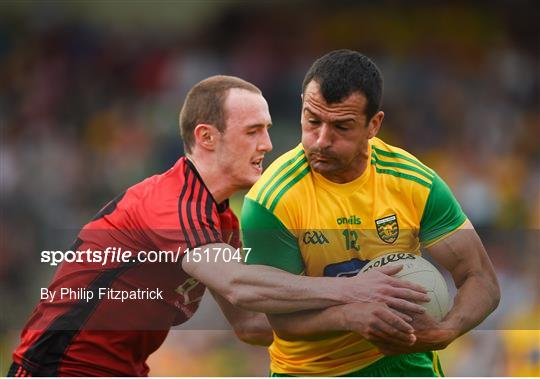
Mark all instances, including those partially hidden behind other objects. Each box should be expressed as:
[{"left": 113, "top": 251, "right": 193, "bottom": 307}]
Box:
[{"left": 361, "top": 252, "right": 451, "bottom": 321}]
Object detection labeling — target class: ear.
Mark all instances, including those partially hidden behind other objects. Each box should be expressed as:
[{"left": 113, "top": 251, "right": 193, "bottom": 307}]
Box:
[
  {"left": 367, "top": 111, "right": 384, "bottom": 139},
  {"left": 193, "top": 124, "right": 219, "bottom": 151}
]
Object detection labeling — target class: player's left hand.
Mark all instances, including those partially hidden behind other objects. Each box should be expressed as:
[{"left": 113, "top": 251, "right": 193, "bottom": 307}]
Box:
[{"left": 372, "top": 311, "right": 458, "bottom": 355}]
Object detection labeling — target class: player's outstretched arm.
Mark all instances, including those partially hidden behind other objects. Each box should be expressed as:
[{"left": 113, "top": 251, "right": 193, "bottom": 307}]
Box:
[
  {"left": 267, "top": 302, "right": 417, "bottom": 347},
  {"left": 182, "top": 243, "right": 429, "bottom": 314},
  {"left": 183, "top": 243, "right": 345, "bottom": 312}
]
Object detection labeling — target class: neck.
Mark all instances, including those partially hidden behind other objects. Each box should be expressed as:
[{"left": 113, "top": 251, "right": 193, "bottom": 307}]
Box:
[{"left": 186, "top": 153, "right": 232, "bottom": 204}]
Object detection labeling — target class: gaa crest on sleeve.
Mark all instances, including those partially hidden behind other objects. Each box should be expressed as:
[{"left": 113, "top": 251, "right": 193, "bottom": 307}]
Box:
[{"left": 375, "top": 214, "right": 399, "bottom": 244}]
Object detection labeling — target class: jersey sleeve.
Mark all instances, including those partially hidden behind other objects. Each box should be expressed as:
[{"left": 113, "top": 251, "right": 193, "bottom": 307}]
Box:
[
  {"left": 176, "top": 186, "right": 224, "bottom": 249},
  {"left": 419, "top": 174, "right": 467, "bottom": 246},
  {"left": 219, "top": 208, "right": 242, "bottom": 249},
  {"left": 241, "top": 197, "right": 304, "bottom": 274}
]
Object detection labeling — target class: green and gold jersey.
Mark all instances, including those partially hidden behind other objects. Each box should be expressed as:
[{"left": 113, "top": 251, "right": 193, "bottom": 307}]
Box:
[{"left": 241, "top": 137, "right": 467, "bottom": 376}]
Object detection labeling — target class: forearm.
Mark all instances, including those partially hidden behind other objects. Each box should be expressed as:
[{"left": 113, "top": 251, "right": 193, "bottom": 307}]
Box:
[
  {"left": 184, "top": 243, "right": 429, "bottom": 314},
  {"left": 428, "top": 223, "right": 501, "bottom": 340},
  {"left": 268, "top": 306, "right": 348, "bottom": 341},
  {"left": 269, "top": 302, "right": 416, "bottom": 347},
  {"left": 183, "top": 243, "right": 348, "bottom": 313},
  {"left": 226, "top": 264, "right": 353, "bottom": 313},
  {"left": 443, "top": 270, "right": 500, "bottom": 337}
]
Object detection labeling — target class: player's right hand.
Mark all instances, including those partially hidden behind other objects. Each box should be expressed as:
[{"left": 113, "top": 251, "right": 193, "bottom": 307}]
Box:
[
  {"left": 342, "top": 302, "right": 417, "bottom": 346},
  {"left": 347, "top": 264, "right": 430, "bottom": 314}
]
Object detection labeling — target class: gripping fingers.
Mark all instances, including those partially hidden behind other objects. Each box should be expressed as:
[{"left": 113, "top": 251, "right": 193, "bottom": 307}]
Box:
[
  {"left": 388, "top": 277, "right": 427, "bottom": 294},
  {"left": 390, "top": 287, "right": 431, "bottom": 303},
  {"left": 377, "top": 308, "right": 414, "bottom": 333},
  {"left": 389, "top": 308, "right": 413, "bottom": 323},
  {"left": 380, "top": 309, "right": 416, "bottom": 334},
  {"left": 369, "top": 323, "right": 416, "bottom": 346},
  {"left": 369, "top": 308, "right": 416, "bottom": 344},
  {"left": 386, "top": 297, "right": 426, "bottom": 314}
]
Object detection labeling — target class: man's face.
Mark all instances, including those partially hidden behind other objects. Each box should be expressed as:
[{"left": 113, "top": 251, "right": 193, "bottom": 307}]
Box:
[
  {"left": 301, "top": 80, "right": 380, "bottom": 183},
  {"left": 216, "top": 88, "right": 273, "bottom": 190}
]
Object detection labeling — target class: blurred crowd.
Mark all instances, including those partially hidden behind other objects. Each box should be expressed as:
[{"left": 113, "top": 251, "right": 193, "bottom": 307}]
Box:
[{"left": 1, "top": 1, "right": 538, "bottom": 376}]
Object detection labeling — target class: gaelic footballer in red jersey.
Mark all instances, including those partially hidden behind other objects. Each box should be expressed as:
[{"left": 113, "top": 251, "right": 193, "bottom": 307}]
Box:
[
  {"left": 9, "top": 76, "right": 272, "bottom": 377},
  {"left": 12, "top": 158, "right": 241, "bottom": 376}
]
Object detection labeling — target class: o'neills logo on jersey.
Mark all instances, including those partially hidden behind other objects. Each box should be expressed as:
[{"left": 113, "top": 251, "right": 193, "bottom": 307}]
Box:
[
  {"left": 375, "top": 214, "right": 399, "bottom": 244},
  {"left": 336, "top": 215, "right": 361, "bottom": 225}
]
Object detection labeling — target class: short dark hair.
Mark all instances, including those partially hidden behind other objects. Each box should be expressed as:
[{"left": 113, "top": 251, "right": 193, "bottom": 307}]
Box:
[
  {"left": 302, "top": 49, "right": 383, "bottom": 121},
  {"left": 179, "top": 75, "right": 261, "bottom": 153}
]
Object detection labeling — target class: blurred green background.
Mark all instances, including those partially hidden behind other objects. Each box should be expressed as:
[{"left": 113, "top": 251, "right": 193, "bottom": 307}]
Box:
[{"left": 1, "top": 0, "right": 538, "bottom": 376}]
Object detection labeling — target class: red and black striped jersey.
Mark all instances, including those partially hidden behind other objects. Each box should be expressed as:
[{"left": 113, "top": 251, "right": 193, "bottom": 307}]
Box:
[{"left": 13, "top": 157, "right": 240, "bottom": 376}]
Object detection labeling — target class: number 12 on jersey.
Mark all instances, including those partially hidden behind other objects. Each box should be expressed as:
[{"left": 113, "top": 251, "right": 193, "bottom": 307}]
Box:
[{"left": 342, "top": 229, "right": 360, "bottom": 251}]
